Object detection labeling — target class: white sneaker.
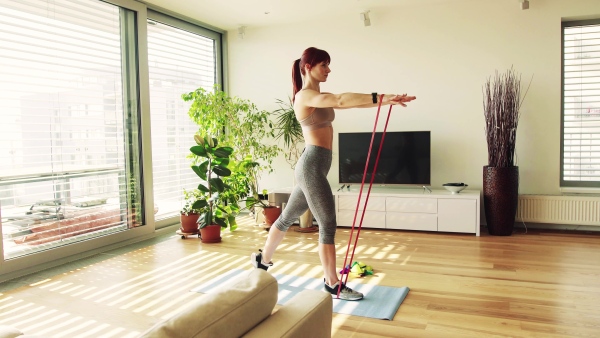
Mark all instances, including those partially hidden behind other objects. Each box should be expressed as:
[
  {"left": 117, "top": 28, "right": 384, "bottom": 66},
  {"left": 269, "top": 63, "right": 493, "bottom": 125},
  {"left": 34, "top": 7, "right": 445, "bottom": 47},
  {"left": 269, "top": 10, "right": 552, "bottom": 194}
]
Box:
[
  {"left": 250, "top": 249, "right": 272, "bottom": 271},
  {"left": 324, "top": 281, "right": 363, "bottom": 301}
]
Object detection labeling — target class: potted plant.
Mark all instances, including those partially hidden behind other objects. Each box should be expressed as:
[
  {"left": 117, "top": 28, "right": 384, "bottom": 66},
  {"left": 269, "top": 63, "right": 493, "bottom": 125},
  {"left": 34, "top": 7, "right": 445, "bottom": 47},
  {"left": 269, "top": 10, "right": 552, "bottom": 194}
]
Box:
[
  {"left": 179, "top": 189, "right": 203, "bottom": 234},
  {"left": 482, "top": 67, "right": 531, "bottom": 236},
  {"left": 272, "top": 97, "right": 316, "bottom": 232},
  {"left": 243, "top": 189, "right": 281, "bottom": 229},
  {"left": 189, "top": 134, "right": 240, "bottom": 243},
  {"left": 182, "top": 86, "right": 281, "bottom": 199}
]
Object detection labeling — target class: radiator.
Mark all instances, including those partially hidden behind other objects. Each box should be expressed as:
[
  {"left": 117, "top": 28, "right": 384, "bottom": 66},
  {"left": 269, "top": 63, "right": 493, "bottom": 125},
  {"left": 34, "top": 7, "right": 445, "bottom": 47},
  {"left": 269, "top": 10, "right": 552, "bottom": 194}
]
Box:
[{"left": 516, "top": 195, "right": 600, "bottom": 226}]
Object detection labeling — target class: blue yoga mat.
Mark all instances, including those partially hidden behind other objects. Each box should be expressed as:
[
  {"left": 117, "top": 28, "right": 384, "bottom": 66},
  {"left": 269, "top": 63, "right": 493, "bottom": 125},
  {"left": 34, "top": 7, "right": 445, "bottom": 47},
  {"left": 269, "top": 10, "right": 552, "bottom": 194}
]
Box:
[{"left": 191, "top": 268, "right": 409, "bottom": 320}]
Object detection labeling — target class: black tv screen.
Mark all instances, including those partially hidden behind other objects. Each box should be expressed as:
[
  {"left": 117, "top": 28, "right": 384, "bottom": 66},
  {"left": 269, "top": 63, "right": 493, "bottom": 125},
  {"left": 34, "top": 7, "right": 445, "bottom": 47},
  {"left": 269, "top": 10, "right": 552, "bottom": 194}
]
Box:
[{"left": 338, "top": 131, "right": 430, "bottom": 185}]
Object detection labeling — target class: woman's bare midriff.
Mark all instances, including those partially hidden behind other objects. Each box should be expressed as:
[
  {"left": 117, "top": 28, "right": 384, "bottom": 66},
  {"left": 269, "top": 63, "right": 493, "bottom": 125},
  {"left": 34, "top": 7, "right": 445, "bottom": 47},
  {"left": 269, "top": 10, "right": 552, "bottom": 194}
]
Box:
[{"left": 303, "top": 125, "right": 333, "bottom": 150}]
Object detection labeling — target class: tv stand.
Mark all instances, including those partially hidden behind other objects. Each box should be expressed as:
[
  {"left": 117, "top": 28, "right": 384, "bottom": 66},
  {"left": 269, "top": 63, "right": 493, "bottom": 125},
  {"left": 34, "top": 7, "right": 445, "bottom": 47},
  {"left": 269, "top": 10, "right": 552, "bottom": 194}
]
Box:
[{"left": 334, "top": 187, "right": 480, "bottom": 236}]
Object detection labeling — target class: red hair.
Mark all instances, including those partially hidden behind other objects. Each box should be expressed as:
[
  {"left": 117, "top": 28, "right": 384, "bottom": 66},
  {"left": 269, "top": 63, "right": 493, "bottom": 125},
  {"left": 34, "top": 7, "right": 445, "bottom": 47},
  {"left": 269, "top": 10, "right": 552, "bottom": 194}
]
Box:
[{"left": 292, "top": 47, "right": 331, "bottom": 102}]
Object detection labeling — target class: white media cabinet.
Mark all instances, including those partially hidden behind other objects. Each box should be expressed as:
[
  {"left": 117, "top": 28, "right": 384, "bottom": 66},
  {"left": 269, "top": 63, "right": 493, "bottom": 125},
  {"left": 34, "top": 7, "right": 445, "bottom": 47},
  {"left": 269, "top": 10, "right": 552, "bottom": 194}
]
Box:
[{"left": 334, "top": 188, "right": 481, "bottom": 236}]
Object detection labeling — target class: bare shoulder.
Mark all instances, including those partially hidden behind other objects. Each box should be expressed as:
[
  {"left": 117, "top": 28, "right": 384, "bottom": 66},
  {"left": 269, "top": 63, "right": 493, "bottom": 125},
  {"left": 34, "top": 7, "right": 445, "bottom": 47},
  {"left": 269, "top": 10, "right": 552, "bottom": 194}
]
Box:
[
  {"left": 296, "top": 89, "right": 338, "bottom": 109},
  {"left": 295, "top": 88, "right": 320, "bottom": 102}
]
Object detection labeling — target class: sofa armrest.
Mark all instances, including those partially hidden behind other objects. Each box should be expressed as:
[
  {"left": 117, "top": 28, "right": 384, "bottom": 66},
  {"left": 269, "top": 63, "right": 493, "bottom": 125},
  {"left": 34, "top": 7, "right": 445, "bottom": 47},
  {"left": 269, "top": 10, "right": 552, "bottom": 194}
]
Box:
[
  {"left": 140, "top": 269, "right": 278, "bottom": 338},
  {"left": 243, "top": 289, "right": 332, "bottom": 338}
]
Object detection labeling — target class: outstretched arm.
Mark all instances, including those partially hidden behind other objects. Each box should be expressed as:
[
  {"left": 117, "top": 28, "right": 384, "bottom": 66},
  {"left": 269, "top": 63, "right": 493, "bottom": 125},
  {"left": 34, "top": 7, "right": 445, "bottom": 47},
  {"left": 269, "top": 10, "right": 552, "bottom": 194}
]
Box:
[
  {"left": 341, "top": 94, "right": 416, "bottom": 109},
  {"left": 297, "top": 89, "right": 416, "bottom": 109}
]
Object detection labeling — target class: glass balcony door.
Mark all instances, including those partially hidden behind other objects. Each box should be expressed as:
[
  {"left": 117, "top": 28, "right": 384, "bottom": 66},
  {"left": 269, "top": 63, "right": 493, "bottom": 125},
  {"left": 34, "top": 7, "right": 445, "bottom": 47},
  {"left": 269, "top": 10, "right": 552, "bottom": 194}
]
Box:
[{"left": 0, "top": 0, "right": 146, "bottom": 264}]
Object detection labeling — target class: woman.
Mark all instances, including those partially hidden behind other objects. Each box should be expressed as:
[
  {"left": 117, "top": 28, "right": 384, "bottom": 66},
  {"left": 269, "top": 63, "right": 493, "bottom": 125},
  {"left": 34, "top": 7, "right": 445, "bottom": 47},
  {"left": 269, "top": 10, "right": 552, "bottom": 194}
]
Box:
[{"left": 251, "top": 47, "right": 416, "bottom": 301}]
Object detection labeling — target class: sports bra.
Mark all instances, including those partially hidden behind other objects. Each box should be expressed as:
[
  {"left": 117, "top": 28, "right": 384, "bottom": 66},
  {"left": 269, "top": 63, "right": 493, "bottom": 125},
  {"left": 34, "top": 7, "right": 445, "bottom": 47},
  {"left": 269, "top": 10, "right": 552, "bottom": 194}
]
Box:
[{"left": 298, "top": 107, "right": 335, "bottom": 131}]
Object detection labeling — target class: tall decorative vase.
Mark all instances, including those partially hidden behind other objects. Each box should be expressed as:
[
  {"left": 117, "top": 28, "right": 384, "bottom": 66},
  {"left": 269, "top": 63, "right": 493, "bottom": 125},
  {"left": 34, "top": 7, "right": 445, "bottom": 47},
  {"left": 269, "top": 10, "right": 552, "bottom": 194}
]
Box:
[{"left": 483, "top": 166, "right": 519, "bottom": 236}]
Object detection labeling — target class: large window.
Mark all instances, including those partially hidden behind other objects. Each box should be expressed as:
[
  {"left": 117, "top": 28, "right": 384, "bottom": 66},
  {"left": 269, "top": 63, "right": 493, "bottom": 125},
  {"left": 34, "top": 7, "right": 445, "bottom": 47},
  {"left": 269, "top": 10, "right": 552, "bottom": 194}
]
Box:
[
  {"left": 0, "top": 0, "right": 142, "bottom": 259},
  {"left": 0, "top": 0, "right": 223, "bottom": 275},
  {"left": 146, "top": 12, "right": 221, "bottom": 222},
  {"left": 561, "top": 20, "right": 600, "bottom": 188}
]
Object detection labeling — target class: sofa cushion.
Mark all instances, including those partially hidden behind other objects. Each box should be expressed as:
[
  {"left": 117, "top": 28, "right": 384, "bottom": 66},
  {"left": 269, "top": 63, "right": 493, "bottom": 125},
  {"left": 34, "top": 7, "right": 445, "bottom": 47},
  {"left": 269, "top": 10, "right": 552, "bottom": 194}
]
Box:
[
  {"left": 0, "top": 325, "right": 23, "bottom": 338},
  {"left": 141, "top": 269, "right": 278, "bottom": 338}
]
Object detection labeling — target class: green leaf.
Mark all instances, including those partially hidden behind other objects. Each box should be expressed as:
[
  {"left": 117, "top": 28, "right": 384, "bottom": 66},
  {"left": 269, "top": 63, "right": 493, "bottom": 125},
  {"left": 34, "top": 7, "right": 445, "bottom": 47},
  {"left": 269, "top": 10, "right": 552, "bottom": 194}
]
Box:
[
  {"left": 214, "top": 147, "right": 233, "bottom": 158},
  {"left": 245, "top": 197, "right": 257, "bottom": 209},
  {"left": 214, "top": 217, "right": 227, "bottom": 228},
  {"left": 198, "top": 211, "right": 212, "bottom": 228},
  {"left": 190, "top": 145, "right": 208, "bottom": 157},
  {"left": 213, "top": 157, "right": 230, "bottom": 167},
  {"left": 191, "top": 165, "right": 201, "bottom": 177},
  {"left": 197, "top": 183, "right": 209, "bottom": 192},
  {"left": 204, "top": 211, "right": 213, "bottom": 226},
  {"left": 215, "top": 204, "right": 229, "bottom": 213},
  {"left": 209, "top": 177, "right": 225, "bottom": 192},
  {"left": 191, "top": 165, "right": 208, "bottom": 181},
  {"left": 192, "top": 199, "right": 208, "bottom": 209},
  {"left": 198, "top": 161, "right": 209, "bottom": 180},
  {"left": 230, "top": 203, "right": 241, "bottom": 214},
  {"left": 212, "top": 165, "right": 231, "bottom": 177}
]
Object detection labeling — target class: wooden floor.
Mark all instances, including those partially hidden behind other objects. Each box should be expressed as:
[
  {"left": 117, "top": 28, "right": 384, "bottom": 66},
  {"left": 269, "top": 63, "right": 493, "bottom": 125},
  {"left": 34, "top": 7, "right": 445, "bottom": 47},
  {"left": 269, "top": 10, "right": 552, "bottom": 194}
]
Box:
[{"left": 1, "top": 214, "right": 599, "bottom": 337}]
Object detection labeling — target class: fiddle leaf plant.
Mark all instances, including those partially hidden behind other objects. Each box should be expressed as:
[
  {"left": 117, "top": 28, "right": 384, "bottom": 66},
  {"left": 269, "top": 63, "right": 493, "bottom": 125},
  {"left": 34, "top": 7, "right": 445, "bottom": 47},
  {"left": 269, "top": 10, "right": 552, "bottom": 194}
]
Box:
[{"left": 190, "top": 134, "right": 239, "bottom": 231}]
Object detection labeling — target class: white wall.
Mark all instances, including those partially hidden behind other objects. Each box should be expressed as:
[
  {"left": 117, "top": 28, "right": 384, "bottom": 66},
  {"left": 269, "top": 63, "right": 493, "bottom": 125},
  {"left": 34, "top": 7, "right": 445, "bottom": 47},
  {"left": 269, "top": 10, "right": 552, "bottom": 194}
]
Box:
[{"left": 225, "top": 0, "right": 599, "bottom": 195}]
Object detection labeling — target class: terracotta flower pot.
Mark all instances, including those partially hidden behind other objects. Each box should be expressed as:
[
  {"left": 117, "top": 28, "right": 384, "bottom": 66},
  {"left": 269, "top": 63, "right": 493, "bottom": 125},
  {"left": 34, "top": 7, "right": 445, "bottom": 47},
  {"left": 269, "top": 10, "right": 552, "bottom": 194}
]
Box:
[
  {"left": 262, "top": 206, "right": 281, "bottom": 226},
  {"left": 180, "top": 213, "right": 200, "bottom": 233},
  {"left": 200, "top": 224, "right": 222, "bottom": 243}
]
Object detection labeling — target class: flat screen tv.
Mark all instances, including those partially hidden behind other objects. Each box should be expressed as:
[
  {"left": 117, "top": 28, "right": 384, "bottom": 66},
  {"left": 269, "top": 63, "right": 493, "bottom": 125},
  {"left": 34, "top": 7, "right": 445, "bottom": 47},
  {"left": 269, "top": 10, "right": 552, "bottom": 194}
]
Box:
[{"left": 338, "top": 131, "right": 430, "bottom": 186}]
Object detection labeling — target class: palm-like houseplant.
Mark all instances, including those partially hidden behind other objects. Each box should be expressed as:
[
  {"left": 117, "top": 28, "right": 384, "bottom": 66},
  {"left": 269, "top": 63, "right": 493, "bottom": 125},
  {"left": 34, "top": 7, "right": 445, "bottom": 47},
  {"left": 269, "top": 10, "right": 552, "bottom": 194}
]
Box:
[
  {"left": 482, "top": 67, "right": 531, "bottom": 236},
  {"left": 274, "top": 97, "right": 304, "bottom": 169}
]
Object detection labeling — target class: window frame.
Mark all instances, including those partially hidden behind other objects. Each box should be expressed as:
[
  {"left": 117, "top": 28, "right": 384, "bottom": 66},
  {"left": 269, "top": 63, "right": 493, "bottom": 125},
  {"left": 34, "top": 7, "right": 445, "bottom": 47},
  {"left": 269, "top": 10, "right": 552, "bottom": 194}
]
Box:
[
  {"left": 145, "top": 9, "right": 225, "bottom": 229},
  {"left": 560, "top": 18, "right": 600, "bottom": 189}
]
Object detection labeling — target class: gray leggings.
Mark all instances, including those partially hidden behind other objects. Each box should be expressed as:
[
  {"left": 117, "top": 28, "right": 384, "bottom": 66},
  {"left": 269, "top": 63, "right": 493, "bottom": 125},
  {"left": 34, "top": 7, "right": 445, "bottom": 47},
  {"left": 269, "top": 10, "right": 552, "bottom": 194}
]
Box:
[{"left": 273, "top": 145, "right": 336, "bottom": 244}]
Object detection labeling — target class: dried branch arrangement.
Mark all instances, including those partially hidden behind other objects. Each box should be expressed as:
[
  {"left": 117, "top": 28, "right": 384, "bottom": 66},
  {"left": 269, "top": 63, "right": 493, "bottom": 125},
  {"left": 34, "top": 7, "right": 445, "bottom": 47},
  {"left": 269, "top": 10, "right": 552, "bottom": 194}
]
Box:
[{"left": 483, "top": 68, "right": 531, "bottom": 167}]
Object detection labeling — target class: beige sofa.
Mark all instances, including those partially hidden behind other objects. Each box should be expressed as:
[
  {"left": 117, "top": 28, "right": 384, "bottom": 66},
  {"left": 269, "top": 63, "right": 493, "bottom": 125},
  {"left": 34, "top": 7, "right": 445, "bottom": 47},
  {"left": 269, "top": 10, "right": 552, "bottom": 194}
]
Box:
[
  {"left": 0, "top": 269, "right": 333, "bottom": 338},
  {"left": 0, "top": 326, "right": 24, "bottom": 338},
  {"left": 141, "top": 268, "right": 333, "bottom": 338}
]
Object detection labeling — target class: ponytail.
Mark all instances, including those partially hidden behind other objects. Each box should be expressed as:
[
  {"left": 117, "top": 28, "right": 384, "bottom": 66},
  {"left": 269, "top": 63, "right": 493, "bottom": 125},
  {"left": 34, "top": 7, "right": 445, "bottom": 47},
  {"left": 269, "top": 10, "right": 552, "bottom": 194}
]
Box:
[{"left": 292, "top": 59, "right": 302, "bottom": 103}]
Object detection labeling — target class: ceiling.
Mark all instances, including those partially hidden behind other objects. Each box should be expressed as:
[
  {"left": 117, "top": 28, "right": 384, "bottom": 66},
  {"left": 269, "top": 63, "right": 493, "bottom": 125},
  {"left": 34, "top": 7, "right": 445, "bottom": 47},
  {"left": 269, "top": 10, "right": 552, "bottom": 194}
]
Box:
[{"left": 140, "top": 0, "right": 463, "bottom": 31}]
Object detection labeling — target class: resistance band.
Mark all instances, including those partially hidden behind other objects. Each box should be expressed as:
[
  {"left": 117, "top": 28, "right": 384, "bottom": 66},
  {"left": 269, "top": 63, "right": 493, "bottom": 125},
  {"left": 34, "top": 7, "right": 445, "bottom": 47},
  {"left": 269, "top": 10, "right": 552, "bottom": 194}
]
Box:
[{"left": 338, "top": 94, "right": 393, "bottom": 298}]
